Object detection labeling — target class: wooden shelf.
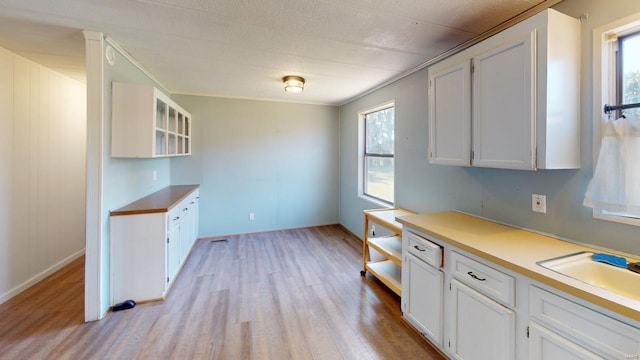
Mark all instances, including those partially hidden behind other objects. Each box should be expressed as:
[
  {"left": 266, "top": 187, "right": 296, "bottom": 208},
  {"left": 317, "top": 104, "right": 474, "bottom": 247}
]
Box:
[
  {"left": 366, "top": 260, "right": 402, "bottom": 296},
  {"left": 361, "top": 207, "right": 415, "bottom": 296},
  {"left": 368, "top": 235, "right": 402, "bottom": 266},
  {"left": 363, "top": 208, "right": 413, "bottom": 233}
]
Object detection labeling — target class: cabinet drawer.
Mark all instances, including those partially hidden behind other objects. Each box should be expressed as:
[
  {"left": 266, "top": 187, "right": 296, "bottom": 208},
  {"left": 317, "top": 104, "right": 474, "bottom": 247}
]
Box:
[
  {"left": 407, "top": 232, "right": 442, "bottom": 268},
  {"left": 450, "top": 251, "right": 515, "bottom": 307},
  {"left": 530, "top": 286, "right": 640, "bottom": 359}
]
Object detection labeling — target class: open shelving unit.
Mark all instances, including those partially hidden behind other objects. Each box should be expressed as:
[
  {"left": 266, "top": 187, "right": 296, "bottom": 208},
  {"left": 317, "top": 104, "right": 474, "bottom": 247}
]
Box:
[{"left": 361, "top": 207, "right": 415, "bottom": 296}]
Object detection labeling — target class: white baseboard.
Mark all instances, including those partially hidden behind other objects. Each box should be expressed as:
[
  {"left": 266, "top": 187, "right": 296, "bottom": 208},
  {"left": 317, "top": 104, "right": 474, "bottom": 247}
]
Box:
[{"left": 0, "top": 249, "right": 85, "bottom": 305}]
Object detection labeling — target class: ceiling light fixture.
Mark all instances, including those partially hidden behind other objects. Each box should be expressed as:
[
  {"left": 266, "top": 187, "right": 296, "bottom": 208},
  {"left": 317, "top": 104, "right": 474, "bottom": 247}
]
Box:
[{"left": 283, "top": 75, "right": 305, "bottom": 93}]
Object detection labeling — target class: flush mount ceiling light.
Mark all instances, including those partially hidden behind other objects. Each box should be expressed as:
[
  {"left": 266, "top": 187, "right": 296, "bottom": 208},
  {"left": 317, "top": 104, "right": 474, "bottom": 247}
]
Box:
[{"left": 283, "top": 75, "right": 305, "bottom": 93}]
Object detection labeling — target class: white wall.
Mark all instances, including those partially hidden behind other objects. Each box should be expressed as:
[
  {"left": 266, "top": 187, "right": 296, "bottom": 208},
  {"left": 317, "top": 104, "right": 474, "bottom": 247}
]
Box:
[
  {"left": 339, "top": 0, "right": 640, "bottom": 257},
  {"left": 0, "top": 46, "right": 86, "bottom": 304},
  {"left": 171, "top": 95, "right": 340, "bottom": 237}
]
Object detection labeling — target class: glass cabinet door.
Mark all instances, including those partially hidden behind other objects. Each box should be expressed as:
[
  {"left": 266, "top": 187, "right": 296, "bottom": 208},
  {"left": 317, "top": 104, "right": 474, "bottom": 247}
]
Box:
[
  {"left": 156, "top": 99, "right": 167, "bottom": 130},
  {"left": 155, "top": 130, "right": 166, "bottom": 156},
  {"left": 168, "top": 107, "right": 176, "bottom": 133}
]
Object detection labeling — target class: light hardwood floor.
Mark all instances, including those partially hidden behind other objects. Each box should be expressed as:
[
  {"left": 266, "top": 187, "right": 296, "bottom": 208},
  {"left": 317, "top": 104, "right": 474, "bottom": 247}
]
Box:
[{"left": 0, "top": 225, "right": 444, "bottom": 359}]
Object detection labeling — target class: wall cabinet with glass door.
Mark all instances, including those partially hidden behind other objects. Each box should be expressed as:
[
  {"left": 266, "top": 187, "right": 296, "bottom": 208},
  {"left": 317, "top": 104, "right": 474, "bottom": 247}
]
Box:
[{"left": 112, "top": 82, "right": 191, "bottom": 158}]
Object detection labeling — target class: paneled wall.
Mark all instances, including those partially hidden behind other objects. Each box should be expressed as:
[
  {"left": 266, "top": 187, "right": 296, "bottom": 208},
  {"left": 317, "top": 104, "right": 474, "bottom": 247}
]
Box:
[
  {"left": 0, "top": 47, "right": 86, "bottom": 304},
  {"left": 171, "top": 95, "right": 340, "bottom": 237}
]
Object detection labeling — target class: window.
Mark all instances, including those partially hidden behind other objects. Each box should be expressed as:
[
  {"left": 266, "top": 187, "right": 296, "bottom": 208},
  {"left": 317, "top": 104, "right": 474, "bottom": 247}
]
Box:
[
  {"left": 588, "top": 14, "right": 640, "bottom": 225},
  {"left": 616, "top": 31, "right": 640, "bottom": 119},
  {"left": 360, "top": 104, "right": 395, "bottom": 205}
]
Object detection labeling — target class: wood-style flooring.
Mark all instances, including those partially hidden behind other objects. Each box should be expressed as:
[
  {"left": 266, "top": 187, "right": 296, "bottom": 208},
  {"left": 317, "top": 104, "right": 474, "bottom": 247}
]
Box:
[{"left": 0, "top": 225, "right": 444, "bottom": 359}]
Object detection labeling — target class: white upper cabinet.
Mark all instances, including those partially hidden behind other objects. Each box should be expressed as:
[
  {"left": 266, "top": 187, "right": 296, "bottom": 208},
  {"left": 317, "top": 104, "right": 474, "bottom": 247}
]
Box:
[
  {"left": 472, "top": 32, "right": 535, "bottom": 169},
  {"left": 428, "top": 59, "right": 471, "bottom": 166},
  {"left": 112, "top": 82, "right": 192, "bottom": 158},
  {"left": 427, "top": 9, "right": 580, "bottom": 170}
]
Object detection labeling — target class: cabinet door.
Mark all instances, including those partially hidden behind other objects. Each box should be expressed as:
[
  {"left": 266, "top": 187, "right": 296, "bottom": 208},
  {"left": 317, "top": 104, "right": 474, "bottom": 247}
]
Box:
[
  {"left": 154, "top": 97, "right": 167, "bottom": 157},
  {"left": 529, "top": 322, "right": 604, "bottom": 360},
  {"left": 179, "top": 205, "right": 192, "bottom": 259},
  {"left": 192, "top": 193, "right": 199, "bottom": 243},
  {"left": 403, "top": 253, "right": 443, "bottom": 345},
  {"left": 110, "top": 213, "right": 166, "bottom": 304},
  {"left": 472, "top": 31, "right": 535, "bottom": 170},
  {"left": 450, "top": 279, "right": 515, "bottom": 360},
  {"left": 167, "top": 215, "right": 181, "bottom": 284},
  {"left": 428, "top": 58, "right": 471, "bottom": 166}
]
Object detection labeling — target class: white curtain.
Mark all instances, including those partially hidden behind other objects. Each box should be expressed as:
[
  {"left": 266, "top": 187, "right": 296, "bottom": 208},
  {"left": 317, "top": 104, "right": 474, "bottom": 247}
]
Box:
[{"left": 584, "top": 116, "right": 640, "bottom": 216}]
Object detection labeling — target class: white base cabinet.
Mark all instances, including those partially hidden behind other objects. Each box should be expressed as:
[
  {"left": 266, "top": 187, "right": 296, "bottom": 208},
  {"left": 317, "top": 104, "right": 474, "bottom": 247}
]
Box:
[
  {"left": 450, "top": 278, "right": 515, "bottom": 360},
  {"left": 401, "top": 221, "right": 640, "bottom": 360},
  {"left": 110, "top": 212, "right": 168, "bottom": 304},
  {"left": 110, "top": 186, "right": 199, "bottom": 305},
  {"left": 529, "top": 285, "right": 640, "bottom": 359},
  {"left": 403, "top": 252, "right": 444, "bottom": 345},
  {"left": 528, "top": 322, "right": 603, "bottom": 360}
]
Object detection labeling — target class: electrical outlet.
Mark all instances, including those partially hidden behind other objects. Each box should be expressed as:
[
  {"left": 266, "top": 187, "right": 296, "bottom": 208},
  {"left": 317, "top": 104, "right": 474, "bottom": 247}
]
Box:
[
  {"left": 152, "top": 170, "right": 157, "bottom": 181},
  {"left": 371, "top": 225, "right": 376, "bottom": 236},
  {"left": 249, "top": 212, "right": 254, "bottom": 221},
  {"left": 532, "top": 194, "right": 547, "bottom": 214}
]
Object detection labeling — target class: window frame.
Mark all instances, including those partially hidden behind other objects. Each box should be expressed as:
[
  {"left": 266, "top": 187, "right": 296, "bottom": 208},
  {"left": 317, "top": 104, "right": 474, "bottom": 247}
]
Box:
[
  {"left": 358, "top": 102, "right": 395, "bottom": 206},
  {"left": 592, "top": 13, "right": 640, "bottom": 226}
]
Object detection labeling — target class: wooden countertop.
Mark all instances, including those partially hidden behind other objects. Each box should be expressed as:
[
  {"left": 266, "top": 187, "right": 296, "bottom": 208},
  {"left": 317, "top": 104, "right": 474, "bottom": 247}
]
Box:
[
  {"left": 396, "top": 211, "right": 640, "bottom": 323},
  {"left": 110, "top": 185, "right": 199, "bottom": 216},
  {"left": 364, "top": 208, "right": 415, "bottom": 233}
]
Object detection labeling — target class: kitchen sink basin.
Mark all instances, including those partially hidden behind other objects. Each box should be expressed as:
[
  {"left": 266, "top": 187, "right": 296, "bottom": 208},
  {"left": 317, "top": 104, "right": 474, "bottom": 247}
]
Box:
[{"left": 537, "top": 252, "right": 640, "bottom": 300}]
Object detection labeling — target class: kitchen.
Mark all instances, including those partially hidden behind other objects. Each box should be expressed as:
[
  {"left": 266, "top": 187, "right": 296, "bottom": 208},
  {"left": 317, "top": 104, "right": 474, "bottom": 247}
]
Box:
[{"left": 1, "top": 0, "right": 640, "bottom": 358}]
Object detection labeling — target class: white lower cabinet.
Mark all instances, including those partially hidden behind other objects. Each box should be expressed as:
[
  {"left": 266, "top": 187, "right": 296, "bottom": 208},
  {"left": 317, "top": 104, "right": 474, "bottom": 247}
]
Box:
[
  {"left": 402, "top": 252, "right": 443, "bottom": 345},
  {"left": 401, "top": 231, "right": 444, "bottom": 345},
  {"left": 178, "top": 191, "right": 198, "bottom": 260},
  {"left": 110, "top": 212, "right": 168, "bottom": 304},
  {"left": 400, "top": 227, "right": 640, "bottom": 360},
  {"left": 110, "top": 186, "right": 199, "bottom": 305},
  {"left": 529, "top": 285, "right": 640, "bottom": 359},
  {"left": 449, "top": 279, "right": 515, "bottom": 360},
  {"left": 167, "top": 208, "right": 181, "bottom": 283},
  {"left": 528, "top": 321, "right": 603, "bottom": 360},
  {"left": 400, "top": 214, "right": 640, "bottom": 360}
]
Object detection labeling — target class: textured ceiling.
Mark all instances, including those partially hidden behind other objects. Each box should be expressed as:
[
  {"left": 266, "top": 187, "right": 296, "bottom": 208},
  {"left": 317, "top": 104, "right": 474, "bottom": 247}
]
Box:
[{"left": 0, "top": 0, "right": 548, "bottom": 105}]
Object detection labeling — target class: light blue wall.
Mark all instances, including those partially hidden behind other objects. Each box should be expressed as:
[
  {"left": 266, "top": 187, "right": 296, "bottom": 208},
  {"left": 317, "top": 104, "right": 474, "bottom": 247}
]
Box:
[
  {"left": 339, "top": 0, "right": 640, "bottom": 257},
  {"left": 339, "top": 71, "right": 484, "bottom": 238},
  {"left": 171, "top": 95, "right": 340, "bottom": 237},
  {"left": 100, "top": 43, "right": 172, "bottom": 310}
]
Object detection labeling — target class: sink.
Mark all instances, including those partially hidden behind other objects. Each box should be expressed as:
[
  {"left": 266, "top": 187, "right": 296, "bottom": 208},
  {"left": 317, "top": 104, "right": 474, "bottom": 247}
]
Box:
[{"left": 537, "top": 251, "right": 640, "bottom": 300}]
